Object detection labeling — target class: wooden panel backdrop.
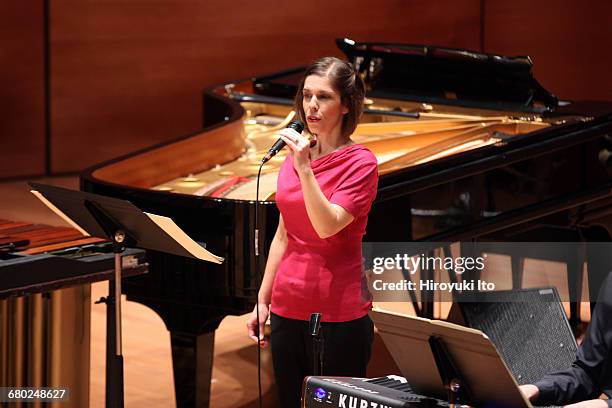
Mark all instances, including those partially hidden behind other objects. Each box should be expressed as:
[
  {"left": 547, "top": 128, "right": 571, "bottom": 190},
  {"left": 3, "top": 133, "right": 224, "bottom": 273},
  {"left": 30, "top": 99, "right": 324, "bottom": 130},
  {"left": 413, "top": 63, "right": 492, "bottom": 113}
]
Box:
[
  {"left": 483, "top": 0, "right": 612, "bottom": 102},
  {"left": 49, "top": 0, "right": 481, "bottom": 173},
  {"left": 0, "top": 2, "right": 46, "bottom": 178},
  {"left": 4, "top": 1, "right": 611, "bottom": 178}
]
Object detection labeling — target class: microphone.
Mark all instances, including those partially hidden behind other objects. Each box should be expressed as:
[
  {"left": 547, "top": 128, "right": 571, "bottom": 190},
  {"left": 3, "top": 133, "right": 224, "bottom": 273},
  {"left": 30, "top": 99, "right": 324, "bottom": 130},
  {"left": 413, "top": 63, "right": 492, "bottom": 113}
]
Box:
[{"left": 262, "top": 120, "right": 307, "bottom": 163}]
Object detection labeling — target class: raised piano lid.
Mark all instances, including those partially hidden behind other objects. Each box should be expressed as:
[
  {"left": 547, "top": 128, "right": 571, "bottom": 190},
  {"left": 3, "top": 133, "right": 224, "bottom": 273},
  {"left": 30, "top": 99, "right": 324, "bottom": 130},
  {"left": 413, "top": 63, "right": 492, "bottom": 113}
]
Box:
[
  {"left": 254, "top": 38, "right": 559, "bottom": 113},
  {"left": 82, "top": 39, "right": 612, "bottom": 224},
  {"left": 83, "top": 37, "right": 608, "bottom": 202}
]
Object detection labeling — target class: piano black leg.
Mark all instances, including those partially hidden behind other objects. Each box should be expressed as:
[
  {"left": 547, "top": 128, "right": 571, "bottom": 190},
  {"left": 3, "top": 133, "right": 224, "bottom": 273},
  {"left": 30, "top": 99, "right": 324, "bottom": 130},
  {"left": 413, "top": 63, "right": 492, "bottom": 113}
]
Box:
[
  {"left": 511, "top": 257, "right": 525, "bottom": 290},
  {"left": 170, "top": 331, "right": 215, "bottom": 408},
  {"left": 459, "top": 242, "right": 481, "bottom": 283},
  {"left": 584, "top": 226, "right": 612, "bottom": 313},
  {"left": 567, "top": 244, "right": 586, "bottom": 330},
  {"left": 420, "top": 249, "right": 436, "bottom": 319}
]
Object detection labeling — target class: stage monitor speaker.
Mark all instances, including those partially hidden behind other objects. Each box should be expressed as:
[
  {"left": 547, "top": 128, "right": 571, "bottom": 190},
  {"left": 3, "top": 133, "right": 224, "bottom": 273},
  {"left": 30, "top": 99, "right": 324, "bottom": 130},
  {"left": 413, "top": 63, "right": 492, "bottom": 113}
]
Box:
[{"left": 455, "top": 287, "right": 577, "bottom": 385}]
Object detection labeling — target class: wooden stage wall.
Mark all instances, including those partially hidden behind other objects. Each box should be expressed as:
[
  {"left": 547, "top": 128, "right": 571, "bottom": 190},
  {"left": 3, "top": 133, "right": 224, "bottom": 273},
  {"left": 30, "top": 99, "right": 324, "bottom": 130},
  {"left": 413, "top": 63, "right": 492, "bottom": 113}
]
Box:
[
  {"left": 1, "top": 0, "right": 611, "bottom": 179},
  {"left": 483, "top": 0, "right": 612, "bottom": 102},
  {"left": 0, "top": 2, "right": 46, "bottom": 178}
]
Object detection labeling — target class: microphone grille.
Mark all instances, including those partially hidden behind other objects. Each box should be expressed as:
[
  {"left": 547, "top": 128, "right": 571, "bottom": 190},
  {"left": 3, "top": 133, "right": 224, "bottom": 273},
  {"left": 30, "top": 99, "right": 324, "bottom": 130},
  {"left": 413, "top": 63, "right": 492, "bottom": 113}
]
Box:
[{"left": 287, "top": 120, "right": 304, "bottom": 134}]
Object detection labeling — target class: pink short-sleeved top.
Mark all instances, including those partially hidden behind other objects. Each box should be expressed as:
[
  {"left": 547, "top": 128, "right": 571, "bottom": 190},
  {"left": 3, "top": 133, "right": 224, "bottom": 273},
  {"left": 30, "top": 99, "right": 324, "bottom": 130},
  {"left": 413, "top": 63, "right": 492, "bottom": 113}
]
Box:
[{"left": 271, "top": 144, "right": 378, "bottom": 322}]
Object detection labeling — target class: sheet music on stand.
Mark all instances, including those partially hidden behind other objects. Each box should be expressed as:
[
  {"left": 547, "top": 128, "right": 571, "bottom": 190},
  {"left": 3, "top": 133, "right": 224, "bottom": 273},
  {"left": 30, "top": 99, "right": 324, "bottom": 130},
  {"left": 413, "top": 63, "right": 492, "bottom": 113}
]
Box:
[
  {"left": 370, "top": 307, "right": 533, "bottom": 408},
  {"left": 30, "top": 183, "right": 223, "bottom": 263}
]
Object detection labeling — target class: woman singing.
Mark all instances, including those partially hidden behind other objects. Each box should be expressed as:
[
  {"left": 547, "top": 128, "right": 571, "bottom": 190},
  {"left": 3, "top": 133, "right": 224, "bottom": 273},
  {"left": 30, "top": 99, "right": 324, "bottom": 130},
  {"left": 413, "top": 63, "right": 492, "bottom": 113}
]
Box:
[{"left": 247, "top": 57, "right": 378, "bottom": 408}]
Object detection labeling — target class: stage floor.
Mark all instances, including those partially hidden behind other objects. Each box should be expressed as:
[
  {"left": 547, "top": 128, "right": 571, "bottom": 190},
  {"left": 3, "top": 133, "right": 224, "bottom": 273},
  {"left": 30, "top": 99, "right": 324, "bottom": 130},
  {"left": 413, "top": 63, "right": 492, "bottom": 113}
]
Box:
[{"left": 1, "top": 176, "right": 591, "bottom": 407}]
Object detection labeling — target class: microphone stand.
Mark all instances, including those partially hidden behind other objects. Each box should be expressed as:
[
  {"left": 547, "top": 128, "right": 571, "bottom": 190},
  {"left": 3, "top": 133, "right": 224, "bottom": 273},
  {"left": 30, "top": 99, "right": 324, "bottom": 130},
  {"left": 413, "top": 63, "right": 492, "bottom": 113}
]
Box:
[{"left": 309, "top": 313, "right": 324, "bottom": 376}]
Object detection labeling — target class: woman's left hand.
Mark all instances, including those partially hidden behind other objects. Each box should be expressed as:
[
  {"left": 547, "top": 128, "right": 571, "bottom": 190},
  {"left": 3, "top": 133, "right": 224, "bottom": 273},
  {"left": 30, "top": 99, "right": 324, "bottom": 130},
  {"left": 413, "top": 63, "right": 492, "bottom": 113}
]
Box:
[{"left": 279, "top": 128, "right": 312, "bottom": 174}]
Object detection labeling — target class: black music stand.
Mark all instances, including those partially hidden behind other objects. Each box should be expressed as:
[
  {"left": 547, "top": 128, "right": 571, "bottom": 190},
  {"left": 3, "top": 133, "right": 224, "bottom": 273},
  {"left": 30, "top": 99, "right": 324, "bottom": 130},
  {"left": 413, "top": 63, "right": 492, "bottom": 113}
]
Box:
[{"left": 29, "top": 182, "right": 223, "bottom": 408}]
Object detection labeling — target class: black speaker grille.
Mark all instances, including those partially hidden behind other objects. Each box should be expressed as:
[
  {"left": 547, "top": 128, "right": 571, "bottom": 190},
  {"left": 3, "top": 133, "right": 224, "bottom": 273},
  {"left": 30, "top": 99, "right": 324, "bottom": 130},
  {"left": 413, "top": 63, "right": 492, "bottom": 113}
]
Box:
[{"left": 458, "top": 288, "right": 577, "bottom": 386}]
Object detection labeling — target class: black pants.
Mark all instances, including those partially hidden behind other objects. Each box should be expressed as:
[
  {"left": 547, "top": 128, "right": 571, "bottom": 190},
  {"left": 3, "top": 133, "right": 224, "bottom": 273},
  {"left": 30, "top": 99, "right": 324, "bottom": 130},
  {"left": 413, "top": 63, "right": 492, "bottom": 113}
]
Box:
[{"left": 270, "top": 312, "right": 374, "bottom": 408}]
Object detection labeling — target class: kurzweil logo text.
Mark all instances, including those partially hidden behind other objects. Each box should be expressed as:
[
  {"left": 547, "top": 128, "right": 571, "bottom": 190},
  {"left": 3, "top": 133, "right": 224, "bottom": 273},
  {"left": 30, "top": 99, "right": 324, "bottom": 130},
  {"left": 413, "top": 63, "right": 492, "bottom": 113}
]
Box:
[{"left": 338, "top": 394, "right": 391, "bottom": 408}]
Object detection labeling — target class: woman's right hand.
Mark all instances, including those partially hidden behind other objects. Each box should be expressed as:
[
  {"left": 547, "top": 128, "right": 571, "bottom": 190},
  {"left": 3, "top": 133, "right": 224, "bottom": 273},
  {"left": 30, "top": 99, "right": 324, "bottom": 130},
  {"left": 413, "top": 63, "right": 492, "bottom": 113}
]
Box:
[
  {"left": 247, "top": 303, "right": 270, "bottom": 347},
  {"left": 279, "top": 128, "right": 312, "bottom": 175}
]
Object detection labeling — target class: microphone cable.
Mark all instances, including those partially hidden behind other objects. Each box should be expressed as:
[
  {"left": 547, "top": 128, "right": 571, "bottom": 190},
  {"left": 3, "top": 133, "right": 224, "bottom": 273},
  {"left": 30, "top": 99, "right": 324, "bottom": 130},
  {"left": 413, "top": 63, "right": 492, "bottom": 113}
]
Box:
[
  {"left": 253, "top": 119, "right": 305, "bottom": 408},
  {"left": 254, "top": 159, "right": 265, "bottom": 408}
]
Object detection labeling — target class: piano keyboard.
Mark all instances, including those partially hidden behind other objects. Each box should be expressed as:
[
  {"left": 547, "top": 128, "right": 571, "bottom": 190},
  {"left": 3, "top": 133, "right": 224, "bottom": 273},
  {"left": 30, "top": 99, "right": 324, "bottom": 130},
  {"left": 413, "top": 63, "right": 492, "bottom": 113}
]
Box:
[{"left": 302, "top": 375, "right": 448, "bottom": 407}]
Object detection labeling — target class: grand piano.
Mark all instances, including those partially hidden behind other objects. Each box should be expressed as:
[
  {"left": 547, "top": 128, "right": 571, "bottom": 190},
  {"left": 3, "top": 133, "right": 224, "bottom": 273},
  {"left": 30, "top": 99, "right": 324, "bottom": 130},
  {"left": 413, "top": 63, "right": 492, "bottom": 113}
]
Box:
[{"left": 81, "top": 38, "right": 612, "bottom": 407}]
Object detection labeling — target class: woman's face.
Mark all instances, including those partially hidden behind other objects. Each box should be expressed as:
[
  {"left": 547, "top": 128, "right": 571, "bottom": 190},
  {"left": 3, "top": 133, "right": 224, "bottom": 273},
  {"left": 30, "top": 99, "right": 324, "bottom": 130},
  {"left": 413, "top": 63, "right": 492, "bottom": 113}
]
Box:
[{"left": 302, "top": 75, "right": 348, "bottom": 137}]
